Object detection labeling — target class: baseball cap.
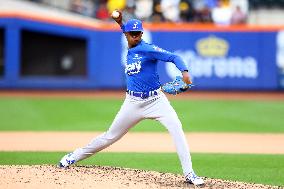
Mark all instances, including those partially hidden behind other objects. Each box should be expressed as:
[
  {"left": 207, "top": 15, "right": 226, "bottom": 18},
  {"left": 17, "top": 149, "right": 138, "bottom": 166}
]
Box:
[{"left": 123, "top": 19, "right": 143, "bottom": 32}]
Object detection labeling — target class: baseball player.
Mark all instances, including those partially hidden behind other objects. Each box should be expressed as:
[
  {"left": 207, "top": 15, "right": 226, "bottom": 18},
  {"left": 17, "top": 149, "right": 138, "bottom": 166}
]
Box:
[{"left": 58, "top": 10, "right": 204, "bottom": 186}]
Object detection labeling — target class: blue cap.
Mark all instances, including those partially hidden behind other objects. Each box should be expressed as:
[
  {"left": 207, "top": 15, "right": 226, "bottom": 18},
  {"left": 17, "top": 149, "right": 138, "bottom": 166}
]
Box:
[{"left": 123, "top": 19, "right": 143, "bottom": 32}]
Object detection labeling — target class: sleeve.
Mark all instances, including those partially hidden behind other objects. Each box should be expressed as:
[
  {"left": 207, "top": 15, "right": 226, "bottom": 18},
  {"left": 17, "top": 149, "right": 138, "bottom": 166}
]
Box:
[{"left": 149, "top": 45, "right": 188, "bottom": 72}]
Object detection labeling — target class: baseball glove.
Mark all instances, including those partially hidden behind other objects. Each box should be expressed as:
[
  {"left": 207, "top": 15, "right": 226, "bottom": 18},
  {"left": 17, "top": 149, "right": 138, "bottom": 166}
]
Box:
[{"left": 162, "top": 76, "right": 194, "bottom": 95}]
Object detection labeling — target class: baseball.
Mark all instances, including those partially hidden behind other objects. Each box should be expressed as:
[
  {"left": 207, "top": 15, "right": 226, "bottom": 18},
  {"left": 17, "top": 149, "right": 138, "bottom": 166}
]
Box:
[{"left": 111, "top": 10, "right": 120, "bottom": 18}]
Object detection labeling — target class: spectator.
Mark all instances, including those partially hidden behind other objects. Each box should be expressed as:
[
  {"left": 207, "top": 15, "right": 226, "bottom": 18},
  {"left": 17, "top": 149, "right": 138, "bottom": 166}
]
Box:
[
  {"left": 192, "top": 0, "right": 213, "bottom": 22},
  {"left": 122, "top": 5, "right": 137, "bottom": 22},
  {"left": 179, "top": 0, "right": 195, "bottom": 22},
  {"left": 192, "top": 0, "right": 206, "bottom": 14},
  {"left": 230, "top": 5, "right": 247, "bottom": 24},
  {"left": 199, "top": 5, "right": 213, "bottom": 22},
  {"left": 161, "top": 0, "right": 181, "bottom": 22},
  {"left": 134, "top": 0, "right": 153, "bottom": 21},
  {"left": 126, "top": 0, "right": 135, "bottom": 8},
  {"left": 70, "top": 0, "right": 84, "bottom": 14},
  {"left": 29, "top": 0, "right": 43, "bottom": 2},
  {"left": 151, "top": 13, "right": 164, "bottom": 23},
  {"left": 151, "top": 0, "right": 164, "bottom": 23},
  {"left": 107, "top": 0, "right": 126, "bottom": 13},
  {"left": 81, "top": 0, "right": 95, "bottom": 17},
  {"left": 96, "top": 2, "right": 109, "bottom": 20},
  {"left": 25, "top": 0, "right": 250, "bottom": 25},
  {"left": 211, "top": 0, "right": 232, "bottom": 25}
]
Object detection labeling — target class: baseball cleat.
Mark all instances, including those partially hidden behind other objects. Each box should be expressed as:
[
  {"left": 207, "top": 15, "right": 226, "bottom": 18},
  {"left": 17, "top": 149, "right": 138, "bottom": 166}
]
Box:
[
  {"left": 58, "top": 153, "right": 76, "bottom": 168},
  {"left": 185, "top": 171, "right": 205, "bottom": 186}
]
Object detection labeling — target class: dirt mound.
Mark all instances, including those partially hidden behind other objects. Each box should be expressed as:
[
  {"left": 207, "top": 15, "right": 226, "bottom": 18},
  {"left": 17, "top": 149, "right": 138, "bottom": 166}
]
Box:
[{"left": 0, "top": 165, "right": 280, "bottom": 189}]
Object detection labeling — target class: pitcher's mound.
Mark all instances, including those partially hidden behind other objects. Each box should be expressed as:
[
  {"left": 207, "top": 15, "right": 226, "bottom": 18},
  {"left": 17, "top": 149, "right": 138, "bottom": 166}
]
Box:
[{"left": 0, "top": 165, "right": 279, "bottom": 189}]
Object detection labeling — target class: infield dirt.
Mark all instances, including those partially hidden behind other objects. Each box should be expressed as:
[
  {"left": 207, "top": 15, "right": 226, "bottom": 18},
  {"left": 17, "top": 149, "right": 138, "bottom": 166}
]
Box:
[{"left": 1, "top": 132, "right": 284, "bottom": 154}]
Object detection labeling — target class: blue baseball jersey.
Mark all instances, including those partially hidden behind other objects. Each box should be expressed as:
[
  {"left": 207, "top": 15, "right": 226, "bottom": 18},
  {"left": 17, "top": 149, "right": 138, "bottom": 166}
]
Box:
[{"left": 125, "top": 40, "right": 188, "bottom": 92}]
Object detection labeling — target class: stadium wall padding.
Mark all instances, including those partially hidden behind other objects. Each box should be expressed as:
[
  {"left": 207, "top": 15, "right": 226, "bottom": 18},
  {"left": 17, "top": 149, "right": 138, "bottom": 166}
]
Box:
[{"left": 0, "top": 16, "right": 282, "bottom": 90}]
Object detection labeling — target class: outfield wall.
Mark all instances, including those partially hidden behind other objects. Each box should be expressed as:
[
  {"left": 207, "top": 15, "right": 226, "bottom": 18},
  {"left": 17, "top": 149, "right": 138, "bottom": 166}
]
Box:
[{"left": 0, "top": 13, "right": 284, "bottom": 90}]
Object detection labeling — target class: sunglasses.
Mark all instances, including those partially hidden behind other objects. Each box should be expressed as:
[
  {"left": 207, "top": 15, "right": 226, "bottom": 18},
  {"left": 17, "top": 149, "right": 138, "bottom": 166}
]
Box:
[{"left": 129, "top": 31, "right": 142, "bottom": 36}]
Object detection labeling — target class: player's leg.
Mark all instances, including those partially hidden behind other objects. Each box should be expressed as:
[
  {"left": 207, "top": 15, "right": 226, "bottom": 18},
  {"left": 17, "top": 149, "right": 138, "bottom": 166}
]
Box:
[
  {"left": 144, "top": 93, "right": 204, "bottom": 186},
  {"left": 145, "top": 93, "right": 193, "bottom": 174},
  {"left": 59, "top": 95, "right": 142, "bottom": 167}
]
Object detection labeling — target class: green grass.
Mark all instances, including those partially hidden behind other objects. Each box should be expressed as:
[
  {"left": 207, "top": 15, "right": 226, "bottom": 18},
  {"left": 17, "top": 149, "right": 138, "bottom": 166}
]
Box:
[
  {"left": 0, "top": 98, "right": 284, "bottom": 132},
  {"left": 0, "top": 152, "right": 283, "bottom": 186}
]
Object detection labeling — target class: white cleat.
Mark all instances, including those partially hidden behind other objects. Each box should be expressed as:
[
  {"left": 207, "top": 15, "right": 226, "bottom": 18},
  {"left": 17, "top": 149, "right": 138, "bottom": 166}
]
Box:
[
  {"left": 185, "top": 171, "right": 205, "bottom": 186},
  {"left": 58, "top": 153, "right": 76, "bottom": 168}
]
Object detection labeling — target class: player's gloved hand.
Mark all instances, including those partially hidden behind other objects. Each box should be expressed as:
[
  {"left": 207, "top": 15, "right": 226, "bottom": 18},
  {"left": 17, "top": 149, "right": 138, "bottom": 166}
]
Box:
[{"left": 162, "top": 76, "right": 194, "bottom": 95}]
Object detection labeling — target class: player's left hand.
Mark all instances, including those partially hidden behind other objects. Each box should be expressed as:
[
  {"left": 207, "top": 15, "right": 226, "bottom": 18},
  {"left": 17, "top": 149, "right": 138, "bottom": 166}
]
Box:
[{"left": 162, "top": 76, "right": 194, "bottom": 95}]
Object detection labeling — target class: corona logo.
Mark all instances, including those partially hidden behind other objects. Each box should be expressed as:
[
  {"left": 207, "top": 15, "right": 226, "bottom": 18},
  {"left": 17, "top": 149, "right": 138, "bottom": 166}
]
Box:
[{"left": 196, "top": 36, "right": 229, "bottom": 57}]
